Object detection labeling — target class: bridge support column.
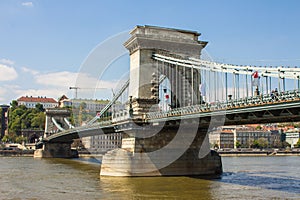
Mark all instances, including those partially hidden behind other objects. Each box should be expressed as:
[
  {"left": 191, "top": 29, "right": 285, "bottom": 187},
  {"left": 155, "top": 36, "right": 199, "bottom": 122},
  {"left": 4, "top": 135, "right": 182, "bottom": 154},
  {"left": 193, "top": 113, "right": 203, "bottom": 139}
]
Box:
[
  {"left": 100, "top": 123, "right": 222, "bottom": 177},
  {"left": 34, "top": 142, "right": 78, "bottom": 158}
]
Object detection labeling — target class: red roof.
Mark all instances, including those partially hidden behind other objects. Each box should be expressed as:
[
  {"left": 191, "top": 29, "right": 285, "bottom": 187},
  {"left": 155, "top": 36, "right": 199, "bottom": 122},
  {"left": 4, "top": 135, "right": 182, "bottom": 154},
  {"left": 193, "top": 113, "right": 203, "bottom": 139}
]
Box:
[{"left": 17, "top": 96, "right": 57, "bottom": 103}]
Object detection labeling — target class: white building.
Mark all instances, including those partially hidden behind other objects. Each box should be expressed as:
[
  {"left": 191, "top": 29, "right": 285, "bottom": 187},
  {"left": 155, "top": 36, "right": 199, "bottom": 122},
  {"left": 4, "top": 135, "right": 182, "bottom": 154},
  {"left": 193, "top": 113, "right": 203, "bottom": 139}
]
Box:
[
  {"left": 82, "top": 133, "right": 122, "bottom": 153},
  {"left": 285, "top": 128, "right": 300, "bottom": 148},
  {"left": 59, "top": 98, "right": 124, "bottom": 112},
  {"left": 17, "top": 96, "right": 58, "bottom": 109},
  {"left": 209, "top": 126, "right": 272, "bottom": 149}
]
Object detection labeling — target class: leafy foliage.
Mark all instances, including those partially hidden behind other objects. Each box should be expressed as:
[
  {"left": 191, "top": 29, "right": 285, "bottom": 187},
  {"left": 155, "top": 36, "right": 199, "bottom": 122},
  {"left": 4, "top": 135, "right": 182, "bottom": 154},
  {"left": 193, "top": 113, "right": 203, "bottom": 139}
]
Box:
[
  {"left": 295, "top": 139, "right": 300, "bottom": 148},
  {"left": 250, "top": 138, "right": 269, "bottom": 149},
  {"left": 8, "top": 101, "right": 45, "bottom": 135},
  {"left": 1, "top": 133, "right": 27, "bottom": 144},
  {"left": 236, "top": 141, "right": 242, "bottom": 148}
]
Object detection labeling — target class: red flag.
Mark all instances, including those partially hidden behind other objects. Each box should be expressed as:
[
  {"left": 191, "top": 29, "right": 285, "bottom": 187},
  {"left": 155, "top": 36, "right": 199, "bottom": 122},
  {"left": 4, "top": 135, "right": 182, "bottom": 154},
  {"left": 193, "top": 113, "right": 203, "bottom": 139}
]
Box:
[
  {"left": 252, "top": 71, "right": 259, "bottom": 87},
  {"left": 252, "top": 71, "right": 259, "bottom": 78}
]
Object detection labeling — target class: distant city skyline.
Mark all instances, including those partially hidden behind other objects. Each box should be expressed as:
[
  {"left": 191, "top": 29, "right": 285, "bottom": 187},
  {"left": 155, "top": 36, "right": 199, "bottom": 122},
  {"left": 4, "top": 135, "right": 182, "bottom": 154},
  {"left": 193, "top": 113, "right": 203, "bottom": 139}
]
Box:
[{"left": 1, "top": 0, "right": 300, "bottom": 104}]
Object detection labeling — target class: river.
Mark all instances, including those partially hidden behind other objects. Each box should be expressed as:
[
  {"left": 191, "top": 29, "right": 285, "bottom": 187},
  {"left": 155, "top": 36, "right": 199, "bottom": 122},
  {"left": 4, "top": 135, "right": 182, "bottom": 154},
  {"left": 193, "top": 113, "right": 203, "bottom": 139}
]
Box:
[{"left": 0, "top": 156, "right": 299, "bottom": 200}]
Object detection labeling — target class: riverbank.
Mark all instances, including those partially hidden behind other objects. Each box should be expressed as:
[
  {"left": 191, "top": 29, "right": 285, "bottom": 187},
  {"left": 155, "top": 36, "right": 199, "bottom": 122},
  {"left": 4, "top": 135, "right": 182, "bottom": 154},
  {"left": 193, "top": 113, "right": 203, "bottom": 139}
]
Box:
[
  {"left": 0, "top": 149, "right": 104, "bottom": 158},
  {"left": 219, "top": 150, "right": 300, "bottom": 156},
  {"left": 1, "top": 149, "right": 300, "bottom": 157},
  {"left": 0, "top": 150, "right": 34, "bottom": 157}
]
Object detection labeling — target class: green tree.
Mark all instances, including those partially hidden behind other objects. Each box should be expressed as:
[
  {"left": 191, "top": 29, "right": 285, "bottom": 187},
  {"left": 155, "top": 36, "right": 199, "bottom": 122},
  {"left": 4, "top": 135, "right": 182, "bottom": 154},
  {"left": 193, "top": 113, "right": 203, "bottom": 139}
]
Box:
[
  {"left": 1, "top": 135, "right": 10, "bottom": 143},
  {"left": 257, "top": 137, "right": 269, "bottom": 149},
  {"left": 10, "top": 116, "right": 21, "bottom": 133},
  {"left": 251, "top": 140, "right": 260, "bottom": 148},
  {"left": 294, "top": 139, "right": 300, "bottom": 148},
  {"left": 1, "top": 133, "right": 17, "bottom": 143},
  {"left": 31, "top": 112, "right": 45, "bottom": 129},
  {"left": 15, "top": 135, "right": 27, "bottom": 144},
  {"left": 272, "top": 139, "right": 282, "bottom": 148},
  {"left": 10, "top": 100, "right": 18, "bottom": 110},
  {"left": 35, "top": 103, "right": 45, "bottom": 112},
  {"left": 8, "top": 100, "right": 46, "bottom": 133},
  {"left": 236, "top": 141, "right": 242, "bottom": 148}
]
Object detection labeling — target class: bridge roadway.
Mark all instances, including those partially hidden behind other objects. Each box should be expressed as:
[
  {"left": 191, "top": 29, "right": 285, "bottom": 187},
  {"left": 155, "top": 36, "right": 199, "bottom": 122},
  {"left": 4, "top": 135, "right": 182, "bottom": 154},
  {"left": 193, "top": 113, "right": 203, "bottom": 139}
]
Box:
[{"left": 37, "top": 89, "right": 300, "bottom": 146}]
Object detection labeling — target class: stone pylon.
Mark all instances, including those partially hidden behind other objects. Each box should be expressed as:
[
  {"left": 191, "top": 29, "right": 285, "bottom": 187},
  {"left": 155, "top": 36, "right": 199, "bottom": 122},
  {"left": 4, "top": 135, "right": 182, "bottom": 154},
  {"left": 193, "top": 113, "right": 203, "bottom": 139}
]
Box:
[
  {"left": 101, "top": 26, "right": 222, "bottom": 177},
  {"left": 124, "top": 25, "right": 207, "bottom": 118}
]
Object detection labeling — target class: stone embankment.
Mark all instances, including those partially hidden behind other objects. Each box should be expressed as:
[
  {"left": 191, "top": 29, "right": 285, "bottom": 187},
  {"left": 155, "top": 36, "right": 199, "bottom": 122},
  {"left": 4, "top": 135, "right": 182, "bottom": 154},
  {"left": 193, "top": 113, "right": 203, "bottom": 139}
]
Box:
[{"left": 218, "top": 149, "right": 300, "bottom": 156}]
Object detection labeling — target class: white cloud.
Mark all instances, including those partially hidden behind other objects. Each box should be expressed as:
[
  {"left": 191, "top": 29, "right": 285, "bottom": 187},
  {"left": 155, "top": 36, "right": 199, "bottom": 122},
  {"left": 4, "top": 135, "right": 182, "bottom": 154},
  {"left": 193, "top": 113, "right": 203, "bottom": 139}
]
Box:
[
  {"left": 0, "top": 68, "right": 122, "bottom": 103},
  {"left": 0, "top": 58, "right": 14, "bottom": 65},
  {"left": 0, "top": 86, "right": 7, "bottom": 101},
  {"left": 0, "top": 64, "right": 18, "bottom": 81},
  {"left": 21, "top": 67, "right": 39, "bottom": 75},
  {"left": 35, "top": 71, "right": 78, "bottom": 87},
  {"left": 34, "top": 71, "right": 120, "bottom": 89},
  {"left": 33, "top": 71, "right": 120, "bottom": 99},
  {"left": 21, "top": 2, "right": 33, "bottom": 7},
  {"left": 0, "top": 84, "right": 20, "bottom": 104}
]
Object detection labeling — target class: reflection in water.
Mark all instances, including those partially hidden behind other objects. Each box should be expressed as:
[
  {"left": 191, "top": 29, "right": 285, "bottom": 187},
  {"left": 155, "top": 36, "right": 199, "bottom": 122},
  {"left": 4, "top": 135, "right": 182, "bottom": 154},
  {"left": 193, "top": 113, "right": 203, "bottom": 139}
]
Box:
[
  {"left": 0, "top": 156, "right": 299, "bottom": 199},
  {"left": 99, "top": 176, "right": 213, "bottom": 200}
]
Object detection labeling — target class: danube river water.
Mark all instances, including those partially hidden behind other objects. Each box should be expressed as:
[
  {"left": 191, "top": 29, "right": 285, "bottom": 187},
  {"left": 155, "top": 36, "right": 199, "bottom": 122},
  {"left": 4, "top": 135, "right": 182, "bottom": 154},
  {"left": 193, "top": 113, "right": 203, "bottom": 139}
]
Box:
[{"left": 0, "top": 156, "right": 299, "bottom": 200}]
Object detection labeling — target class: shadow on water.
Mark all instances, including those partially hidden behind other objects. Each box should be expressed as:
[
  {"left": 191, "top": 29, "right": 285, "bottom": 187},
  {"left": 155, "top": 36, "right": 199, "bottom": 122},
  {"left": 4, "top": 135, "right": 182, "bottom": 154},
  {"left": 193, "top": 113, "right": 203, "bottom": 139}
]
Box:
[{"left": 36, "top": 157, "right": 101, "bottom": 178}]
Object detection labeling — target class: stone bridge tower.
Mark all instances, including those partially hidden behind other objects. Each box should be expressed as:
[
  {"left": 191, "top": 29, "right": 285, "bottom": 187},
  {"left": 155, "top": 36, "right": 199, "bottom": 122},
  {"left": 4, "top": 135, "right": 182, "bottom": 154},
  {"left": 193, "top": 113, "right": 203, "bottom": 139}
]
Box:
[
  {"left": 101, "top": 26, "right": 222, "bottom": 177},
  {"left": 34, "top": 108, "right": 77, "bottom": 158},
  {"left": 44, "top": 108, "right": 72, "bottom": 137},
  {"left": 124, "top": 25, "right": 207, "bottom": 117}
]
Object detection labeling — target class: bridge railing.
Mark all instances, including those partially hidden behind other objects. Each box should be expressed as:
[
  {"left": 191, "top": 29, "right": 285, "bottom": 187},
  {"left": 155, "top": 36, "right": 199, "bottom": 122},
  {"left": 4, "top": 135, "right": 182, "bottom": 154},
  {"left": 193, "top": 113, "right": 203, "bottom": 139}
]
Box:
[
  {"left": 146, "top": 89, "right": 300, "bottom": 120},
  {"left": 44, "top": 119, "right": 114, "bottom": 141}
]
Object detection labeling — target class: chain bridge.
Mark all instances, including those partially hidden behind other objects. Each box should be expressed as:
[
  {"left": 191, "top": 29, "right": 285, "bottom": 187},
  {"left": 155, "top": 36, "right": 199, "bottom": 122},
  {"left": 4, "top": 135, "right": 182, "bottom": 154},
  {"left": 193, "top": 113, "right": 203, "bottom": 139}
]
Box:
[{"left": 34, "top": 25, "right": 300, "bottom": 177}]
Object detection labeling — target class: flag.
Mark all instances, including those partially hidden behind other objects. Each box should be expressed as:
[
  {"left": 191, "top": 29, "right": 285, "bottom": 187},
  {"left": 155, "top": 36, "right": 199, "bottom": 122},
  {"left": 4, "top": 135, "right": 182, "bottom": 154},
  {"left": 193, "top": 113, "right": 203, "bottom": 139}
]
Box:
[
  {"left": 252, "top": 71, "right": 259, "bottom": 78},
  {"left": 163, "top": 88, "right": 169, "bottom": 101},
  {"left": 252, "top": 71, "right": 259, "bottom": 87}
]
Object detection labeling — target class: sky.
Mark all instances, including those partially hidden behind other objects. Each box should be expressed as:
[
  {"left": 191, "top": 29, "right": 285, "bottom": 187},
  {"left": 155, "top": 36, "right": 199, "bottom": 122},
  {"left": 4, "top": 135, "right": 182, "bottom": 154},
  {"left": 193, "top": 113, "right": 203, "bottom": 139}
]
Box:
[{"left": 1, "top": 0, "right": 300, "bottom": 104}]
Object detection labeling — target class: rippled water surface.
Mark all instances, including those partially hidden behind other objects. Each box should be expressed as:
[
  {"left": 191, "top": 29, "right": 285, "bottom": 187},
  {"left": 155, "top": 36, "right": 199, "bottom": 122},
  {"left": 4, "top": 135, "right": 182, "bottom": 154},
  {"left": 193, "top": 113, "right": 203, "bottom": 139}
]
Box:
[{"left": 0, "top": 156, "right": 299, "bottom": 199}]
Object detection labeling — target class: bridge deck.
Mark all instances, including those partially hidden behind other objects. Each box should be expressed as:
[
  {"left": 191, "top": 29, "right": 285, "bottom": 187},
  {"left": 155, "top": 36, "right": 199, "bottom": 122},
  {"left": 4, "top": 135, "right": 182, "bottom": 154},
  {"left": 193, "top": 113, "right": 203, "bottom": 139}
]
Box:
[{"left": 37, "top": 89, "right": 300, "bottom": 147}]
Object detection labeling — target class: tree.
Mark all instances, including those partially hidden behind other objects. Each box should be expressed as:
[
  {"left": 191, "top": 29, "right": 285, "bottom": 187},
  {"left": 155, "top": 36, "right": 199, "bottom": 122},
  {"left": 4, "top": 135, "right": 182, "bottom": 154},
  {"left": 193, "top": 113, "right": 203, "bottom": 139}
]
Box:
[
  {"left": 257, "top": 138, "right": 269, "bottom": 149},
  {"left": 294, "top": 139, "right": 300, "bottom": 148},
  {"left": 35, "top": 103, "right": 45, "bottom": 112},
  {"left": 10, "top": 116, "right": 21, "bottom": 134},
  {"left": 1, "top": 133, "right": 17, "bottom": 143},
  {"left": 15, "top": 135, "right": 27, "bottom": 144},
  {"left": 282, "top": 141, "right": 291, "bottom": 148},
  {"left": 272, "top": 139, "right": 282, "bottom": 148},
  {"left": 10, "top": 100, "right": 18, "bottom": 110},
  {"left": 251, "top": 140, "right": 260, "bottom": 148},
  {"left": 1, "top": 135, "right": 10, "bottom": 143},
  {"left": 31, "top": 112, "right": 45, "bottom": 129},
  {"left": 236, "top": 141, "right": 242, "bottom": 148}
]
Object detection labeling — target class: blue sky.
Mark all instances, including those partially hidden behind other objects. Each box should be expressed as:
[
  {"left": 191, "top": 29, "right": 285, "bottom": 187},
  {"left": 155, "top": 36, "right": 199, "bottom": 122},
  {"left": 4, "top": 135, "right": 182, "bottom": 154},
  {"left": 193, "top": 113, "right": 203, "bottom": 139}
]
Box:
[{"left": 1, "top": 0, "right": 300, "bottom": 104}]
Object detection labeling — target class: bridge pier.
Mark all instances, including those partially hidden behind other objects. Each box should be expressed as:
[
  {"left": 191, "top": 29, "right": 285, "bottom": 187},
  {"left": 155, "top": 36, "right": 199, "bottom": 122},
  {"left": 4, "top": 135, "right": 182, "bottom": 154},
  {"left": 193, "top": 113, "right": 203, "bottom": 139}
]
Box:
[
  {"left": 34, "top": 142, "right": 78, "bottom": 158},
  {"left": 100, "top": 26, "right": 221, "bottom": 177},
  {"left": 100, "top": 122, "right": 222, "bottom": 177}
]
